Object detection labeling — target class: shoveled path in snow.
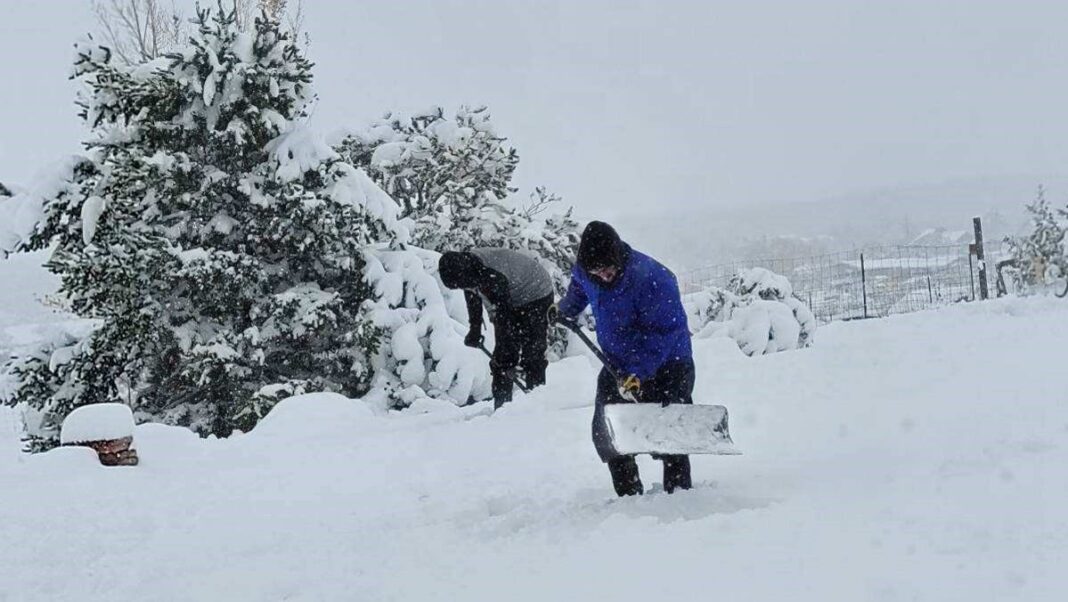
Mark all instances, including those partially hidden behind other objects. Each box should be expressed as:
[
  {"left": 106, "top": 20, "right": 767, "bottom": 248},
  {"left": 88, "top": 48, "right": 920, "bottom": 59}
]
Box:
[{"left": 2, "top": 297, "right": 1067, "bottom": 601}]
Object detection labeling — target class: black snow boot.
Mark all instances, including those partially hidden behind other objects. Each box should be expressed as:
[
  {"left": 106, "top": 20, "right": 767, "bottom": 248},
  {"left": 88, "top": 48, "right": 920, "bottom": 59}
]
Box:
[
  {"left": 662, "top": 455, "right": 692, "bottom": 493},
  {"left": 608, "top": 456, "right": 643, "bottom": 496},
  {"left": 492, "top": 369, "right": 514, "bottom": 410},
  {"left": 522, "top": 360, "right": 547, "bottom": 389}
]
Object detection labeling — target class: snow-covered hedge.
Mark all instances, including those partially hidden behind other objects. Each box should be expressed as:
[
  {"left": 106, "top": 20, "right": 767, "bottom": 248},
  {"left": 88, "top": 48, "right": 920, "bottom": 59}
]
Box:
[{"left": 686, "top": 268, "right": 817, "bottom": 356}]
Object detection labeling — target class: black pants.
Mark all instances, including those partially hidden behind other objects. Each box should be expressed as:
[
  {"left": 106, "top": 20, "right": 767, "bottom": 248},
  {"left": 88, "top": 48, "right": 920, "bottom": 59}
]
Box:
[
  {"left": 592, "top": 359, "right": 695, "bottom": 496},
  {"left": 491, "top": 294, "right": 552, "bottom": 406}
]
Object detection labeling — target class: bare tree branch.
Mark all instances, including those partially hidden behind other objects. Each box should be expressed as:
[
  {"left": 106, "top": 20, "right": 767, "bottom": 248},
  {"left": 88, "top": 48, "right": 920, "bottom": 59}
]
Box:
[
  {"left": 257, "top": 0, "right": 307, "bottom": 41},
  {"left": 92, "top": 0, "right": 186, "bottom": 65},
  {"left": 521, "top": 186, "right": 562, "bottom": 220},
  {"left": 93, "top": 0, "right": 306, "bottom": 65},
  {"left": 232, "top": 0, "right": 256, "bottom": 31},
  {"left": 259, "top": 0, "right": 286, "bottom": 19},
  {"left": 287, "top": 0, "right": 306, "bottom": 43}
]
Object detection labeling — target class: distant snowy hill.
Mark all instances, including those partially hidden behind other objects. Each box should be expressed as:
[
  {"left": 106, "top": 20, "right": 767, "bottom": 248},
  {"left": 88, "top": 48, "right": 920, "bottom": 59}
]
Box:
[
  {"left": 608, "top": 174, "right": 1068, "bottom": 271},
  {"left": 908, "top": 227, "right": 973, "bottom": 246}
]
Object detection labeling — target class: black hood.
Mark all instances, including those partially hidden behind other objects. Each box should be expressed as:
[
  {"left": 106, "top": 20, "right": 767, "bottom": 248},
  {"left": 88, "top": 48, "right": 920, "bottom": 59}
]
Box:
[
  {"left": 438, "top": 251, "right": 483, "bottom": 289},
  {"left": 577, "top": 221, "right": 627, "bottom": 272}
]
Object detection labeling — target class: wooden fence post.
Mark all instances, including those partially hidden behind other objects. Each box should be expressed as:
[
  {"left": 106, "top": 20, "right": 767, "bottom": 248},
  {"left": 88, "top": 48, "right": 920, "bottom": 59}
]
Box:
[{"left": 973, "top": 217, "right": 989, "bottom": 300}]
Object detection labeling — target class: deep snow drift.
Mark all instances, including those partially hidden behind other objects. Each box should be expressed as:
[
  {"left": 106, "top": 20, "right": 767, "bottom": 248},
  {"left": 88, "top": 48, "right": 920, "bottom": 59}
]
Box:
[{"left": 2, "top": 296, "right": 1067, "bottom": 601}]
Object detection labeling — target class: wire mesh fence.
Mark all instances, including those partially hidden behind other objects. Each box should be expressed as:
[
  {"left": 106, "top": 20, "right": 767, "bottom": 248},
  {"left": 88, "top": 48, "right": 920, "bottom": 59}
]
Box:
[{"left": 679, "top": 241, "right": 1013, "bottom": 323}]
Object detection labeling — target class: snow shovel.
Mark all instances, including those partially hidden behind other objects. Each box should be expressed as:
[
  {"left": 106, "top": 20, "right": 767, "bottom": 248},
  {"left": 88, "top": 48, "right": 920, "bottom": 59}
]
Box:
[
  {"left": 555, "top": 317, "right": 739, "bottom": 456},
  {"left": 477, "top": 344, "right": 530, "bottom": 394}
]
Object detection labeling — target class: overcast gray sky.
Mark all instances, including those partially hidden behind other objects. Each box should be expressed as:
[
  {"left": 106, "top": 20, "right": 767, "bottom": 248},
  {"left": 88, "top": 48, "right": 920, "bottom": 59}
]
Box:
[{"left": 2, "top": 0, "right": 1067, "bottom": 218}]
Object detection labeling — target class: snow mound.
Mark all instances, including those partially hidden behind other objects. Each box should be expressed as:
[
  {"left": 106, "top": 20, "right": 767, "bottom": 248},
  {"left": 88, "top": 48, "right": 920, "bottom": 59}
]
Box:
[
  {"left": 249, "top": 392, "right": 377, "bottom": 440},
  {"left": 24, "top": 445, "right": 102, "bottom": 474},
  {"left": 59, "top": 403, "right": 134, "bottom": 444},
  {"left": 132, "top": 423, "right": 208, "bottom": 469}
]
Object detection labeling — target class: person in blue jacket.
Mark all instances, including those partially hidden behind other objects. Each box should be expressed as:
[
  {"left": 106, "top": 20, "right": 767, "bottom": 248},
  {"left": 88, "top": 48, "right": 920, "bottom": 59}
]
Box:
[{"left": 553, "top": 221, "right": 694, "bottom": 496}]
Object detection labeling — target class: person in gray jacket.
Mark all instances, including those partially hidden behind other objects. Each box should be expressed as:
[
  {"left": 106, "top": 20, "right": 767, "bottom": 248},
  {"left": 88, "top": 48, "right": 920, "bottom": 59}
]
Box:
[{"left": 438, "top": 248, "right": 554, "bottom": 408}]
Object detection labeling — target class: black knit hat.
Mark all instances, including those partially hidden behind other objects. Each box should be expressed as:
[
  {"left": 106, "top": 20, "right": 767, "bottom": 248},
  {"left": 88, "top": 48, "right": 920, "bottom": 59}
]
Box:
[
  {"left": 577, "top": 221, "right": 624, "bottom": 271},
  {"left": 438, "top": 251, "right": 481, "bottom": 289}
]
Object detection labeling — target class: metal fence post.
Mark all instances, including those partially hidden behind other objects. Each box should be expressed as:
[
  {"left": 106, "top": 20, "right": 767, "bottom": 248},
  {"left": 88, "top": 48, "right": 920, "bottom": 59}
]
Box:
[
  {"left": 973, "top": 216, "right": 989, "bottom": 300},
  {"left": 860, "top": 252, "right": 869, "bottom": 319}
]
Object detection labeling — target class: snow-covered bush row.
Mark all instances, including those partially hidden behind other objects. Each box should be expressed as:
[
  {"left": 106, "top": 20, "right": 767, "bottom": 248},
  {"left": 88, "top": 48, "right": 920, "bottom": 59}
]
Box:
[{"left": 685, "top": 268, "right": 817, "bottom": 356}]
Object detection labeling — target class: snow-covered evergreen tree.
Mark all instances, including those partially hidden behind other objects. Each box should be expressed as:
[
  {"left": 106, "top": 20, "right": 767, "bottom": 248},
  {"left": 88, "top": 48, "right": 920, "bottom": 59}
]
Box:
[
  {"left": 336, "top": 108, "right": 582, "bottom": 359},
  {"left": 2, "top": 4, "right": 404, "bottom": 443},
  {"left": 334, "top": 107, "right": 579, "bottom": 263},
  {"left": 0, "top": 182, "right": 11, "bottom": 198},
  {"left": 334, "top": 105, "right": 519, "bottom": 251},
  {"left": 1005, "top": 187, "right": 1066, "bottom": 289}
]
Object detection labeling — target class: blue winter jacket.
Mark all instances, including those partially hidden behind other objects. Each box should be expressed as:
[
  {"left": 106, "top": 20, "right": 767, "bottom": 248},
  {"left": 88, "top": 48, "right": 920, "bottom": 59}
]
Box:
[{"left": 559, "top": 245, "right": 692, "bottom": 380}]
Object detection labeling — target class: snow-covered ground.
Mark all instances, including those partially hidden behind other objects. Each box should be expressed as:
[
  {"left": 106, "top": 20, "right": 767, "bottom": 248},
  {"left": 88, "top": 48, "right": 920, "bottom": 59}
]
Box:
[{"left": 2, "top": 287, "right": 1067, "bottom": 599}]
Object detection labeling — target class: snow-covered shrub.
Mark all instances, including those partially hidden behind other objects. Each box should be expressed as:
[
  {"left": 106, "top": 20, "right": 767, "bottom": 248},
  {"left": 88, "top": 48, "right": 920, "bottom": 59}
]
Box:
[
  {"left": 686, "top": 268, "right": 816, "bottom": 356},
  {"left": 363, "top": 247, "right": 492, "bottom": 409},
  {"left": 1, "top": 5, "right": 406, "bottom": 444},
  {"left": 1004, "top": 187, "right": 1066, "bottom": 293}
]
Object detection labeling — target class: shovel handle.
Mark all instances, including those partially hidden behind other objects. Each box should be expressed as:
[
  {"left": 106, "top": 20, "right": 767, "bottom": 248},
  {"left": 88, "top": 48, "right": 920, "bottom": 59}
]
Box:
[
  {"left": 477, "top": 344, "right": 530, "bottom": 393},
  {"left": 554, "top": 317, "right": 623, "bottom": 382}
]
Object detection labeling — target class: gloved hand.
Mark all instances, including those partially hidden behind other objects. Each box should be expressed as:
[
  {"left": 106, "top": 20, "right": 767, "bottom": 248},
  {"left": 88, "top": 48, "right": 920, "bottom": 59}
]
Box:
[
  {"left": 546, "top": 303, "right": 560, "bottom": 323},
  {"left": 464, "top": 330, "right": 484, "bottom": 349},
  {"left": 617, "top": 374, "right": 641, "bottom": 402}
]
